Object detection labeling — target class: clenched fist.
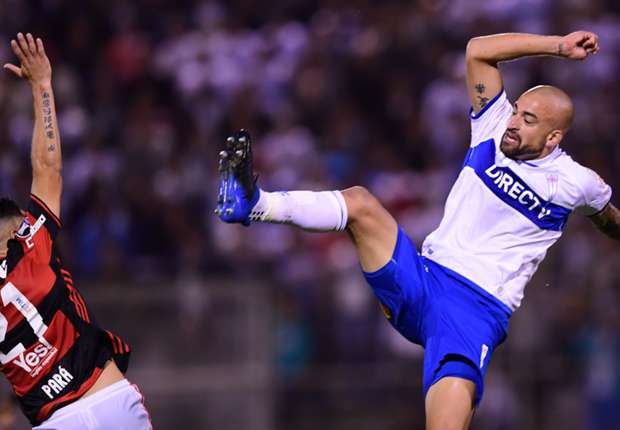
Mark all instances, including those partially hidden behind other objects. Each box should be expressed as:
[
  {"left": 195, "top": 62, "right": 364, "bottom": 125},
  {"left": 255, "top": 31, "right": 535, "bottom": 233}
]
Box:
[{"left": 558, "top": 31, "right": 600, "bottom": 60}]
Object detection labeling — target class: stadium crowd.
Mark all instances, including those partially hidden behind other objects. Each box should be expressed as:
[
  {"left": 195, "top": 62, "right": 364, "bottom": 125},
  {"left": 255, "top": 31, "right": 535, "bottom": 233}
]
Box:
[{"left": 0, "top": 0, "right": 619, "bottom": 428}]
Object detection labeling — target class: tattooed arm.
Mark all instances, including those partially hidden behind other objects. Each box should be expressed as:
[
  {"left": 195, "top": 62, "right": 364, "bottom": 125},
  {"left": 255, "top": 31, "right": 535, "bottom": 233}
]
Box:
[
  {"left": 590, "top": 203, "right": 620, "bottom": 241},
  {"left": 4, "top": 33, "right": 62, "bottom": 217},
  {"left": 466, "top": 31, "right": 599, "bottom": 113}
]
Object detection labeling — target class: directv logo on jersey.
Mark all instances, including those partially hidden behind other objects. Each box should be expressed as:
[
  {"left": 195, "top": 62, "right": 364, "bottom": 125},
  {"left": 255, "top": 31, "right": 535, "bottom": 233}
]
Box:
[
  {"left": 463, "top": 138, "right": 571, "bottom": 231},
  {"left": 40, "top": 365, "right": 74, "bottom": 400},
  {"left": 484, "top": 165, "right": 551, "bottom": 219}
]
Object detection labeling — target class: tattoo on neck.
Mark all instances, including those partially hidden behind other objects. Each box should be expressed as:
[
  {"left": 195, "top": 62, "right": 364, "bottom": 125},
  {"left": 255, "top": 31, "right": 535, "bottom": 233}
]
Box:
[
  {"left": 41, "top": 91, "right": 54, "bottom": 140},
  {"left": 477, "top": 95, "right": 490, "bottom": 109},
  {"left": 475, "top": 83, "right": 486, "bottom": 94}
]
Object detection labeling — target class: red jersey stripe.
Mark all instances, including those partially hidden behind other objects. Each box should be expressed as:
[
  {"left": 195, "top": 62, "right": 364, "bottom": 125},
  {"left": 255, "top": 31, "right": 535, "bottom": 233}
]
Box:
[
  {"left": 63, "top": 284, "right": 87, "bottom": 321},
  {"left": 74, "top": 294, "right": 90, "bottom": 323},
  {"left": 62, "top": 280, "right": 89, "bottom": 322},
  {"left": 117, "top": 338, "right": 127, "bottom": 354},
  {"left": 106, "top": 332, "right": 119, "bottom": 354},
  {"left": 68, "top": 294, "right": 86, "bottom": 320}
]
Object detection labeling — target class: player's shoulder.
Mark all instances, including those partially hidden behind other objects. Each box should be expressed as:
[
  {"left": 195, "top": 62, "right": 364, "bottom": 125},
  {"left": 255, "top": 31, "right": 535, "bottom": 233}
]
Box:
[
  {"left": 551, "top": 150, "right": 608, "bottom": 208},
  {"left": 554, "top": 151, "right": 602, "bottom": 185}
]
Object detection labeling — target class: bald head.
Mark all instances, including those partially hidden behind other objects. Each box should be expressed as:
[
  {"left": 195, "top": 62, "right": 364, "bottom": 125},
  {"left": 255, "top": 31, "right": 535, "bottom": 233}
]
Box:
[
  {"left": 501, "top": 85, "right": 575, "bottom": 160},
  {"left": 519, "top": 85, "right": 574, "bottom": 132}
]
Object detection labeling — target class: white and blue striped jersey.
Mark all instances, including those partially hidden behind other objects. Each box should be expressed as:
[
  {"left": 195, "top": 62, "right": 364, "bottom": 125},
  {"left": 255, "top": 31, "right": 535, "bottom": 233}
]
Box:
[{"left": 421, "top": 91, "right": 612, "bottom": 311}]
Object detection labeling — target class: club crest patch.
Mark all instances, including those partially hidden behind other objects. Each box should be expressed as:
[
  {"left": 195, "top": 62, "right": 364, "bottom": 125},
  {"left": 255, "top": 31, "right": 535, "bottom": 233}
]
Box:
[{"left": 15, "top": 219, "right": 31, "bottom": 239}]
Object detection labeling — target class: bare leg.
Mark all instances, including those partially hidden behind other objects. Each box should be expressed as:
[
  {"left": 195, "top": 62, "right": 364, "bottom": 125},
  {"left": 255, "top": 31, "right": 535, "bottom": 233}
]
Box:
[
  {"left": 425, "top": 377, "right": 475, "bottom": 430},
  {"left": 341, "top": 186, "right": 399, "bottom": 273}
]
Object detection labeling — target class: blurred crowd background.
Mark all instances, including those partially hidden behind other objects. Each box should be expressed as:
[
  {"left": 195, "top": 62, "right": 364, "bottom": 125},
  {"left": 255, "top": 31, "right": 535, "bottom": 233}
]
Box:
[{"left": 0, "top": 0, "right": 619, "bottom": 429}]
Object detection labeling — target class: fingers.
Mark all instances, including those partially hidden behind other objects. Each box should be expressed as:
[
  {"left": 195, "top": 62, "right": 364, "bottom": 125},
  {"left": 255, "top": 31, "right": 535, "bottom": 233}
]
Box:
[
  {"left": 36, "top": 38, "right": 45, "bottom": 56},
  {"left": 13, "top": 33, "right": 44, "bottom": 59},
  {"left": 580, "top": 32, "right": 600, "bottom": 55},
  {"left": 10, "top": 39, "right": 27, "bottom": 64},
  {"left": 582, "top": 35, "right": 596, "bottom": 48},
  {"left": 16, "top": 33, "right": 33, "bottom": 60},
  {"left": 584, "top": 43, "right": 599, "bottom": 55},
  {"left": 26, "top": 33, "right": 36, "bottom": 54},
  {"left": 590, "top": 35, "right": 600, "bottom": 54},
  {"left": 9, "top": 33, "right": 48, "bottom": 69},
  {"left": 2, "top": 63, "right": 22, "bottom": 78}
]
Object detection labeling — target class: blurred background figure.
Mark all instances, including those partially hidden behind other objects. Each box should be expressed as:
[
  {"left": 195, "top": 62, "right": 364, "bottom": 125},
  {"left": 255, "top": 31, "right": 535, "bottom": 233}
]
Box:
[{"left": 0, "top": 0, "right": 618, "bottom": 429}]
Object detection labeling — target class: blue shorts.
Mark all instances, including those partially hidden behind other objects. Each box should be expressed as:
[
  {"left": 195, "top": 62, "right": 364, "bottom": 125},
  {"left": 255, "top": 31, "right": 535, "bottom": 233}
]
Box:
[{"left": 364, "top": 227, "right": 511, "bottom": 406}]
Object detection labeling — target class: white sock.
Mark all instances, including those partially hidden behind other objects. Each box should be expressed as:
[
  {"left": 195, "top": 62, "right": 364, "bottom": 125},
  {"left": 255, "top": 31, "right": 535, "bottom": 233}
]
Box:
[{"left": 249, "top": 190, "right": 348, "bottom": 231}]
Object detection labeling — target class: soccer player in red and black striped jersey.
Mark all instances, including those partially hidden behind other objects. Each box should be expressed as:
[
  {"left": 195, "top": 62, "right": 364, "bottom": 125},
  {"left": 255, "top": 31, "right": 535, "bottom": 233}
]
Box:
[{"left": 0, "top": 33, "right": 151, "bottom": 429}]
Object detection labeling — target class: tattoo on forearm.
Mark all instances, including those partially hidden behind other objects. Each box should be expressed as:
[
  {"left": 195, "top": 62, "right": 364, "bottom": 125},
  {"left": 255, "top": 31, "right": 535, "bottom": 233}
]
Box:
[
  {"left": 592, "top": 204, "right": 620, "bottom": 240},
  {"left": 558, "top": 42, "right": 565, "bottom": 56},
  {"left": 41, "top": 91, "right": 55, "bottom": 140}
]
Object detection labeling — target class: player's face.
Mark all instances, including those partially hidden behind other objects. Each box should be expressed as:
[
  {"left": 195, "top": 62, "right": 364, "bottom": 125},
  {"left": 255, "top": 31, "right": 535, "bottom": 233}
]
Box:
[{"left": 500, "top": 96, "right": 556, "bottom": 161}]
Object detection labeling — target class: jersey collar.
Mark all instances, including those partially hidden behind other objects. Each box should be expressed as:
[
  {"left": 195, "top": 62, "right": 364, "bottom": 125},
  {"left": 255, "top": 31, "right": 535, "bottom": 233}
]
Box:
[{"left": 516, "top": 146, "right": 563, "bottom": 168}]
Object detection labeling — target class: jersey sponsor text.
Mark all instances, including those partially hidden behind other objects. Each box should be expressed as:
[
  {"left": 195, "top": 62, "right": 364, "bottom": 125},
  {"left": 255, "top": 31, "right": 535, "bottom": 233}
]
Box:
[{"left": 40, "top": 365, "right": 73, "bottom": 399}]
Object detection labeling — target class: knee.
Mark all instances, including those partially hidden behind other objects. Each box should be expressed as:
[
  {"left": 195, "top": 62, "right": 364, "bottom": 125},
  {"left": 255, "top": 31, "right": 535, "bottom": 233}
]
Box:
[{"left": 341, "top": 186, "right": 381, "bottom": 223}]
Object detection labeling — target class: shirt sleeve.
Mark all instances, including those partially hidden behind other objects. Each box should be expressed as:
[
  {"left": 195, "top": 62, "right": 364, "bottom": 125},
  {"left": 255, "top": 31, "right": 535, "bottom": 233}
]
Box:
[
  {"left": 469, "top": 90, "right": 513, "bottom": 148},
  {"left": 574, "top": 168, "right": 612, "bottom": 216},
  {"left": 22, "top": 195, "right": 61, "bottom": 254}
]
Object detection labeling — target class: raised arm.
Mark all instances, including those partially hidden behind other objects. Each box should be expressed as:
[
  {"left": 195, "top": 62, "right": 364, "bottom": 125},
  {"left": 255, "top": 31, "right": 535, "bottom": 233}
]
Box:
[
  {"left": 4, "top": 33, "right": 61, "bottom": 217},
  {"left": 589, "top": 203, "right": 620, "bottom": 241},
  {"left": 466, "top": 31, "right": 600, "bottom": 113}
]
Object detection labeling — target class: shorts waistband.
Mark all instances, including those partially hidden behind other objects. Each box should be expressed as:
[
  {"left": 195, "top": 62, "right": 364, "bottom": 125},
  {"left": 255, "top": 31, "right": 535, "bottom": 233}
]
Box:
[
  {"left": 423, "top": 257, "right": 513, "bottom": 319},
  {"left": 47, "top": 379, "right": 132, "bottom": 420}
]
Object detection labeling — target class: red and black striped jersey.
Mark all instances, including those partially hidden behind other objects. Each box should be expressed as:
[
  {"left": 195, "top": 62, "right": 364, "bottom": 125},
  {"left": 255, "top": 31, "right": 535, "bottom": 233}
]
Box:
[{"left": 0, "top": 195, "right": 130, "bottom": 425}]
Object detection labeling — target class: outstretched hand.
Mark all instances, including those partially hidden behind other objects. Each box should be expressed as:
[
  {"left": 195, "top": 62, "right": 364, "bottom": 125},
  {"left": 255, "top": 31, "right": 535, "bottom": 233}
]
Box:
[
  {"left": 3, "top": 33, "right": 51, "bottom": 85},
  {"left": 559, "top": 31, "right": 600, "bottom": 60}
]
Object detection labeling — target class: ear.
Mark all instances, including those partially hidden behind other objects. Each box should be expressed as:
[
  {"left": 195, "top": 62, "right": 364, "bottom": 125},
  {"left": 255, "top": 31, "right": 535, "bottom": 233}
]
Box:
[{"left": 545, "top": 129, "right": 563, "bottom": 150}]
